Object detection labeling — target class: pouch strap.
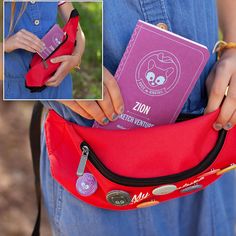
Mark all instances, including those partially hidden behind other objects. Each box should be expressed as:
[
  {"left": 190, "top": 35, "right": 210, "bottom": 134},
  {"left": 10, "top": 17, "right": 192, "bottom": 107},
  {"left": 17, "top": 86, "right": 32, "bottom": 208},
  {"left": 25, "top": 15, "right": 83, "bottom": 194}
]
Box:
[{"left": 30, "top": 102, "right": 43, "bottom": 236}]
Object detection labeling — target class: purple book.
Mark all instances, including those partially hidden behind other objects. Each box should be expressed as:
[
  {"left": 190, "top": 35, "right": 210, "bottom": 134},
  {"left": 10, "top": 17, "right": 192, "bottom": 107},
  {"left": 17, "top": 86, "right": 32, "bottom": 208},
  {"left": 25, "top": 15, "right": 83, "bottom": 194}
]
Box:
[
  {"left": 38, "top": 24, "right": 64, "bottom": 60},
  {"left": 94, "top": 20, "right": 210, "bottom": 130}
]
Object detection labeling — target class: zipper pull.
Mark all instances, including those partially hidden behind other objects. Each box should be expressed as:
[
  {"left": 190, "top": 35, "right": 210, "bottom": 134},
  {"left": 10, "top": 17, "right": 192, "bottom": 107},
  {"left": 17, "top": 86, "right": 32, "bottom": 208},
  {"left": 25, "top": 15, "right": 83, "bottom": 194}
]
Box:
[{"left": 77, "top": 146, "right": 89, "bottom": 176}]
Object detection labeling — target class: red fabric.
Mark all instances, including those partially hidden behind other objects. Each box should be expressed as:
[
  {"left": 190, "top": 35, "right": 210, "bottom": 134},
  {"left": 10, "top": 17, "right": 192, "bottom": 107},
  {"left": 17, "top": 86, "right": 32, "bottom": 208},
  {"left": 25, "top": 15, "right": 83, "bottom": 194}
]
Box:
[
  {"left": 45, "top": 109, "right": 236, "bottom": 210},
  {"left": 25, "top": 10, "right": 79, "bottom": 87}
]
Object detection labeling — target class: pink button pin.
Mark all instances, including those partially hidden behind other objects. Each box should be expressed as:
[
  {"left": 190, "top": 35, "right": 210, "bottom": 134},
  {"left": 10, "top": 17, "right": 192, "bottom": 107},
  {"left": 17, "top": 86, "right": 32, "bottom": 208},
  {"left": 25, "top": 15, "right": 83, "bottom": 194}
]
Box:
[{"left": 76, "top": 173, "right": 98, "bottom": 196}]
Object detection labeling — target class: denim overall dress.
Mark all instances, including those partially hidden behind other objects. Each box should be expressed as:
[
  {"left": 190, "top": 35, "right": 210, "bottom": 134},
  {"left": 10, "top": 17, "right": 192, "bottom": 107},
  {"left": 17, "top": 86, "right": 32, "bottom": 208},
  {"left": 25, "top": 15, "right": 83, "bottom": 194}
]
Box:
[
  {"left": 4, "top": 2, "right": 72, "bottom": 99},
  {"left": 41, "top": 0, "right": 236, "bottom": 235}
]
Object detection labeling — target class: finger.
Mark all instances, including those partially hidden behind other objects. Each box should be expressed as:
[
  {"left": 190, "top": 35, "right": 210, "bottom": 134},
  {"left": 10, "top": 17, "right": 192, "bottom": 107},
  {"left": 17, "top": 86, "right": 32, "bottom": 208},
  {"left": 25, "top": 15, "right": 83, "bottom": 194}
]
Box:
[
  {"left": 205, "top": 65, "right": 216, "bottom": 97},
  {"left": 78, "top": 101, "right": 109, "bottom": 125},
  {"left": 97, "top": 86, "right": 118, "bottom": 121},
  {"left": 104, "top": 68, "right": 124, "bottom": 114},
  {"left": 19, "top": 35, "right": 43, "bottom": 52},
  {"left": 45, "top": 74, "right": 64, "bottom": 87},
  {"left": 214, "top": 75, "right": 236, "bottom": 130},
  {"left": 225, "top": 109, "right": 236, "bottom": 130},
  {"left": 19, "top": 30, "right": 44, "bottom": 52},
  {"left": 16, "top": 32, "right": 42, "bottom": 52},
  {"left": 46, "top": 75, "right": 60, "bottom": 84},
  {"left": 60, "top": 101, "right": 93, "bottom": 120},
  {"left": 17, "top": 41, "right": 37, "bottom": 53},
  {"left": 45, "top": 64, "right": 67, "bottom": 86},
  {"left": 205, "top": 61, "right": 231, "bottom": 114},
  {"left": 45, "top": 81, "right": 60, "bottom": 87},
  {"left": 46, "top": 75, "right": 66, "bottom": 87},
  {"left": 21, "top": 29, "right": 44, "bottom": 47},
  {"left": 45, "top": 76, "right": 63, "bottom": 87},
  {"left": 50, "top": 55, "right": 70, "bottom": 64}
]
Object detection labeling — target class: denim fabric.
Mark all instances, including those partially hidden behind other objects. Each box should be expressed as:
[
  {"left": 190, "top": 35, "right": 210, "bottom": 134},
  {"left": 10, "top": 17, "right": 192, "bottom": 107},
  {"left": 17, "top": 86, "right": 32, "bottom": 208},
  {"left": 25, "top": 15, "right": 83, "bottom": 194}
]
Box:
[
  {"left": 4, "top": 2, "right": 72, "bottom": 99},
  {"left": 41, "top": 0, "right": 236, "bottom": 235}
]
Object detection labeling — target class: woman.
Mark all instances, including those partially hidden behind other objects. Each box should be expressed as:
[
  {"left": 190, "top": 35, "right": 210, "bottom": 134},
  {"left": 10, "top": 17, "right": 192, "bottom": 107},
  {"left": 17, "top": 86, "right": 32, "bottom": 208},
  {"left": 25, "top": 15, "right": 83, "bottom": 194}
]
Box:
[
  {"left": 41, "top": 0, "right": 236, "bottom": 235},
  {"left": 4, "top": 1, "right": 84, "bottom": 99}
]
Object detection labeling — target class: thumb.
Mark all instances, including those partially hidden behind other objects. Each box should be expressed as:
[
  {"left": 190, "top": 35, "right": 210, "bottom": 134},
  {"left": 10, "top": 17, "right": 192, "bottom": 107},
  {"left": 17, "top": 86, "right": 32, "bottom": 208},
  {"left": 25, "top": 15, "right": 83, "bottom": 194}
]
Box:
[{"left": 50, "top": 55, "right": 70, "bottom": 63}]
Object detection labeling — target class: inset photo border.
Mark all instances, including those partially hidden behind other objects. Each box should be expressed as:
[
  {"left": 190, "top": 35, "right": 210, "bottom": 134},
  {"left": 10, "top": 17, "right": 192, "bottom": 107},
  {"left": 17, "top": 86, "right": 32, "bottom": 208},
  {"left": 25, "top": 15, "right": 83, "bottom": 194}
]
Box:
[{"left": 3, "top": 0, "right": 103, "bottom": 100}]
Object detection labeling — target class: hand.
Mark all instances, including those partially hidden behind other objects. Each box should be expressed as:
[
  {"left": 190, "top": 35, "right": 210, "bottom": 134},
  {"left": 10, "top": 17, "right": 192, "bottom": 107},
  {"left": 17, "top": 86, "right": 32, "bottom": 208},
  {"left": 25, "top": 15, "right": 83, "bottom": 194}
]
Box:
[
  {"left": 59, "top": 67, "right": 124, "bottom": 125},
  {"left": 205, "top": 48, "right": 236, "bottom": 131},
  {"left": 4, "top": 29, "right": 44, "bottom": 53},
  {"left": 45, "top": 54, "right": 81, "bottom": 87}
]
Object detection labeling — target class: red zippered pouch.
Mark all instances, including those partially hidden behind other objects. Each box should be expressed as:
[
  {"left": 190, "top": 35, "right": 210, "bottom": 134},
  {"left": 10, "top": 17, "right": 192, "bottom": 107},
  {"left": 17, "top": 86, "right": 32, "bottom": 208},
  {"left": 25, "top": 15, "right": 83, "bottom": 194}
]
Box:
[
  {"left": 25, "top": 9, "right": 79, "bottom": 92},
  {"left": 45, "top": 109, "right": 236, "bottom": 210}
]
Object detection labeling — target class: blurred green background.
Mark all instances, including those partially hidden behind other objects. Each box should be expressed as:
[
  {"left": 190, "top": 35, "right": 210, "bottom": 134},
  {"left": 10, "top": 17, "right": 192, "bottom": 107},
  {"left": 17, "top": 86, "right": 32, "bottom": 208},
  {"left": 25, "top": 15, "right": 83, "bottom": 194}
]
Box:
[{"left": 67, "top": 2, "right": 102, "bottom": 99}]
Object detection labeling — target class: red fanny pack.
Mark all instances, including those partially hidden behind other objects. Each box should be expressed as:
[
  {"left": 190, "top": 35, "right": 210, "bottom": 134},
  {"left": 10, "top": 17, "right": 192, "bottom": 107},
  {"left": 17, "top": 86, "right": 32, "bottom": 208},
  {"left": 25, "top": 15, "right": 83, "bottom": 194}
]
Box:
[
  {"left": 45, "top": 109, "right": 236, "bottom": 210},
  {"left": 25, "top": 9, "right": 79, "bottom": 92}
]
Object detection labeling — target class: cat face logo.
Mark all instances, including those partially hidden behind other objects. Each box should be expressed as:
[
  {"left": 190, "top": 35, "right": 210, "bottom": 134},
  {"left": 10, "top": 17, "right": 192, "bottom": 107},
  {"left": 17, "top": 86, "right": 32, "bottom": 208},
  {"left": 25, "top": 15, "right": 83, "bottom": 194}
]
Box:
[
  {"left": 81, "top": 182, "right": 89, "bottom": 190},
  {"left": 145, "top": 59, "right": 174, "bottom": 87},
  {"left": 136, "top": 50, "right": 181, "bottom": 96}
]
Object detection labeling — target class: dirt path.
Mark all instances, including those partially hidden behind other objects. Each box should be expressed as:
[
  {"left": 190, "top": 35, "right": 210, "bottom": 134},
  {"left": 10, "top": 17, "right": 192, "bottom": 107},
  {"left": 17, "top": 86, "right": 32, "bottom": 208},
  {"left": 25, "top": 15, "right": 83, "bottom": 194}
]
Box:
[{"left": 0, "top": 86, "right": 51, "bottom": 236}]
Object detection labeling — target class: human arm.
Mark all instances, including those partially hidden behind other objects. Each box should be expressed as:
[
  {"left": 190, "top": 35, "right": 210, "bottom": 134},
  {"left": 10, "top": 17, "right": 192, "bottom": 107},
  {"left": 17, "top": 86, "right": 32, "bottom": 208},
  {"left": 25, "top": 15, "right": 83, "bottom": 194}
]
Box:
[
  {"left": 45, "top": 2, "right": 85, "bottom": 87},
  {"left": 205, "top": 0, "right": 236, "bottom": 130}
]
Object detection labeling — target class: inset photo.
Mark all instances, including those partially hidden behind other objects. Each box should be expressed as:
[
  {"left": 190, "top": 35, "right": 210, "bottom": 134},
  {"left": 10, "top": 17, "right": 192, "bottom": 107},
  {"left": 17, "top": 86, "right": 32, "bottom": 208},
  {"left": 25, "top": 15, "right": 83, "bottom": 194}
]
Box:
[{"left": 3, "top": 0, "right": 103, "bottom": 100}]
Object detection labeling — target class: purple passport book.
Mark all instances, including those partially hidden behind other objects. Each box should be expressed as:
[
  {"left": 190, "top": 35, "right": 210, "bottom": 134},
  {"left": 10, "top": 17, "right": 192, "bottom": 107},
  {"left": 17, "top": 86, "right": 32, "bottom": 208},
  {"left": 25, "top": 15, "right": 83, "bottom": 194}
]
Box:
[
  {"left": 94, "top": 20, "right": 210, "bottom": 130},
  {"left": 38, "top": 24, "right": 64, "bottom": 60}
]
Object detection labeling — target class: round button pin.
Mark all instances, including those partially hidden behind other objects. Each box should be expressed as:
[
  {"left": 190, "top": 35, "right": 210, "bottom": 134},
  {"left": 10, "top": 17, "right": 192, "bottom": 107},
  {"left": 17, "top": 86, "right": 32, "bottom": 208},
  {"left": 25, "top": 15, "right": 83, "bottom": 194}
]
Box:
[
  {"left": 216, "top": 164, "right": 236, "bottom": 176},
  {"left": 152, "top": 185, "right": 177, "bottom": 196},
  {"left": 137, "top": 200, "right": 159, "bottom": 208},
  {"left": 76, "top": 173, "right": 98, "bottom": 196},
  {"left": 199, "top": 169, "right": 220, "bottom": 178},
  {"left": 180, "top": 184, "right": 203, "bottom": 193},
  {"left": 106, "top": 190, "right": 131, "bottom": 206}
]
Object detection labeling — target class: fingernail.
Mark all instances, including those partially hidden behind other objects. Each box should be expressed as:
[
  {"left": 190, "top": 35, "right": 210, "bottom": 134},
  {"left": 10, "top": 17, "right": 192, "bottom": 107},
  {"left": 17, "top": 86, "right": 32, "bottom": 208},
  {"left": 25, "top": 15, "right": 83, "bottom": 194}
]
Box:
[
  {"left": 112, "top": 113, "right": 119, "bottom": 121},
  {"left": 213, "top": 123, "right": 223, "bottom": 131},
  {"left": 102, "top": 117, "right": 109, "bottom": 125},
  {"left": 50, "top": 58, "right": 55, "bottom": 63},
  {"left": 118, "top": 106, "right": 124, "bottom": 114},
  {"left": 224, "top": 122, "right": 233, "bottom": 130}
]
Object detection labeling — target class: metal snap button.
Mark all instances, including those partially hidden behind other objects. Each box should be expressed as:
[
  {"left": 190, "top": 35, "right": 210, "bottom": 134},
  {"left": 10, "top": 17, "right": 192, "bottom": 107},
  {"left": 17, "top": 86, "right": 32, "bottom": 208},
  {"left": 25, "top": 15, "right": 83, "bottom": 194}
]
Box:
[
  {"left": 137, "top": 200, "right": 159, "bottom": 208},
  {"left": 152, "top": 184, "right": 177, "bottom": 196},
  {"left": 180, "top": 184, "right": 202, "bottom": 193},
  {"left": 76, "top": 173, "right": 98, "bottom": 196},
  {"left": 216, "top": 164, "right": 236, "bottom": 175},
  {"left": 34, "top": 20, "right": 40, "bottom": 26},
  {"left": 106, "top": 190, "right": 131, "bottom": 206},
  {"left": 30, "top": 1, "right": 36, "bottom": 4},
  {"left": 156, "top": 23, "right": 168, "bottom": 30}
]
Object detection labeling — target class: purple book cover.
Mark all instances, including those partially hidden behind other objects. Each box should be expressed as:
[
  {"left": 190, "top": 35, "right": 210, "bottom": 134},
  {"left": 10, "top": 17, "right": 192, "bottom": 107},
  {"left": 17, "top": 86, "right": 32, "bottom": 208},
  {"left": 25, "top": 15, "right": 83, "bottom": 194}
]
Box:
[
  {"left": 38, "top": 24, "right": 64, "bottom": 60},
  {"left": 94, "top": 20, "right": 210, "bottom": 130}
]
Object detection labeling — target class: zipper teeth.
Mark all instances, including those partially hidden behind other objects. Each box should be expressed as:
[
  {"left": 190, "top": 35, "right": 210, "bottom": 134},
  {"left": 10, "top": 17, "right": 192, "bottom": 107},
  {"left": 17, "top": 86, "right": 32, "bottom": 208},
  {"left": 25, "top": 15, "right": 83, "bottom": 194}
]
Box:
[{"left": 81, "top": 130, "right": 226, "bottom": 187}]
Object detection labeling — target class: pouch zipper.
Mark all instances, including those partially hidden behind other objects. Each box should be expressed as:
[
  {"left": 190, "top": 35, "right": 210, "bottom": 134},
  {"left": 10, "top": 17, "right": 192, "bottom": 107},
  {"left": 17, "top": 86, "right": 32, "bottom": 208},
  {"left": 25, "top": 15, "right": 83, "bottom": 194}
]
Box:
[
  {"left": 77, "top": 146, "right": 89, "bottom": 176},
  {"left": 78, "top": 130, "right": 226, "bottom": 187}
]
